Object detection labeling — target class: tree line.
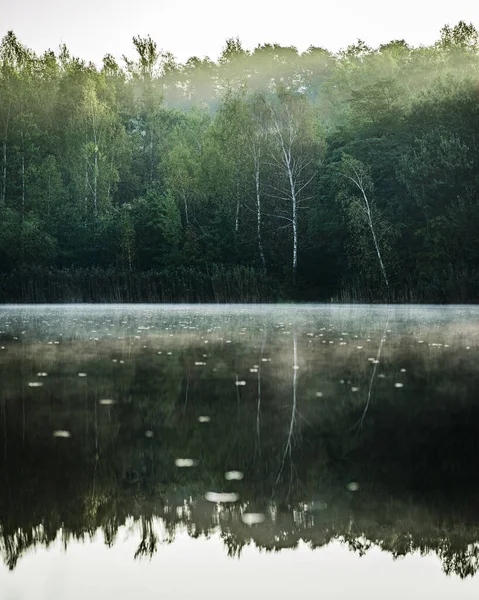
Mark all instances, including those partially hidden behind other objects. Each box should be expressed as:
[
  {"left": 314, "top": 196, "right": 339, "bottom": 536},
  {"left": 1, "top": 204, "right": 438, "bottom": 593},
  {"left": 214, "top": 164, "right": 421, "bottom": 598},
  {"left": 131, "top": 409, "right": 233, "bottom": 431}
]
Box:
[{"left": 1, "top": 21, "right": 479, "bottom": 301}]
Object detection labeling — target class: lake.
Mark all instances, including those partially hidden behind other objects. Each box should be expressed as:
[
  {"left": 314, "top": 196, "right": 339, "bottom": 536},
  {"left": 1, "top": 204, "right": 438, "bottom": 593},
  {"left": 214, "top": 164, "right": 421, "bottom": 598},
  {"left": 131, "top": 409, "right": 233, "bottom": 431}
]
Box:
[{"left": 1, "top": 304, "right": 479, "bottom": 599}]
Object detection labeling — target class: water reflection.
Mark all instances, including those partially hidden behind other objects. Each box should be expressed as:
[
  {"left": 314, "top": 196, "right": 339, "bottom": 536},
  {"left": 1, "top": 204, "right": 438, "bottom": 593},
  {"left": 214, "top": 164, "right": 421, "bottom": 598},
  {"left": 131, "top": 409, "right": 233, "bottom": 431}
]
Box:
[{"left": 0, "top": 305, "right": 479, "bottom": 580}]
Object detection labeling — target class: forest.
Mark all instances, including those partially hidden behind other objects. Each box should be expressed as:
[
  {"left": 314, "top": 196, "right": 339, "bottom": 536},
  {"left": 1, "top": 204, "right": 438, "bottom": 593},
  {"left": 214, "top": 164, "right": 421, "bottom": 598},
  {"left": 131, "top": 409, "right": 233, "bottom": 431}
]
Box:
[{"left": 1, "top": 21, "right": 479, "bottom": 302}]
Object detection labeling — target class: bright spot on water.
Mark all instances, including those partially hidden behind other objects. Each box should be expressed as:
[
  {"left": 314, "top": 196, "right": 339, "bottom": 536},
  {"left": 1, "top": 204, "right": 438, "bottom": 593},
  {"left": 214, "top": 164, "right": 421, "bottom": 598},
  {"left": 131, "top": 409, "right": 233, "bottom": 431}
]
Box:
[
  {"left": 351, "top": 387, "right": 359, "bottom": 392},
  {"left": 37, "top": 372, "right": 48, "bottom": 377},
  {"left": 198, "top": 416, "right": 211, "bottom": 423},
  {"left": 78, "top": 373, "right": 87, "bottom": 377},
  {"left": 235, "top": 380, "right": 246, "bottom": 386},
  {"left": 205, "top": 491, "right": 239, "bottom": 503},
  {"left": 310, "top": 500, "right": 328, "bottom": 511},
  {"left": 250, "top": 368, "right": 258, "bottom": 373},
  {"left": 28, "top": 382, "right": 43, "bottom": 387},
  {"left": 292, "top": 365, "right": 299, "bottom": 370},
  {"left": 144, "top": 430, "right": 154, "bottom": 438},
  {"left": 242, "top": 513, "right": 265, "bottom": 525},
  {"left": 316, "top": 392, "right": 323, "bottom": 398},
  {"left": 346, "top": 482, "right": 360, "bottom": 492},
  {"left": 175, "top": 458, "right": 197, "bottom": 467},
  {"left": 195, "top": 361, "right": 206, "bottom": 366},
  {"left": 400, "top": 368, "right": 406, "bottom": 372},
  {"left": 225, "top": 470, "right": 243, "bottom": 481},
  {"left": 356, "top": 346, "right": 363, "bottom": 350},
  {"left": 378, "top": 374, "right": 386, "bottom": 378},
  {"left": 395, "top": 383, "right": 404, "bottom": 388},
  {"left": 99, "top": 399, "right": 115, "bottom": 405},
  {"left": 53, "top": 430, "right": 71, "bottom": 438}
]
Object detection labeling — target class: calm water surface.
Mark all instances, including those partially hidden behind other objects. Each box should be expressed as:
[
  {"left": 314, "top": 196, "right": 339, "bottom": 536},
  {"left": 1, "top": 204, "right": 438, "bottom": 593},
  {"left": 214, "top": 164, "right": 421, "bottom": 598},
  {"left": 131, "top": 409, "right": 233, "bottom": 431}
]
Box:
[{"left": 1, "top": 304, "right": 479, "bottom": 599}]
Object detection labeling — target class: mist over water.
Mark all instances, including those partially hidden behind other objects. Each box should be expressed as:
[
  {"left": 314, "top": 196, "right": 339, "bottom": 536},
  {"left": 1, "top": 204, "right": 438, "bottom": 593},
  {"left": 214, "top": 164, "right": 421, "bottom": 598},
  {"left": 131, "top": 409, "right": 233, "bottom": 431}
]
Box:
[{"left": 1, "top": 304, "right": 479, "bottom": 597}]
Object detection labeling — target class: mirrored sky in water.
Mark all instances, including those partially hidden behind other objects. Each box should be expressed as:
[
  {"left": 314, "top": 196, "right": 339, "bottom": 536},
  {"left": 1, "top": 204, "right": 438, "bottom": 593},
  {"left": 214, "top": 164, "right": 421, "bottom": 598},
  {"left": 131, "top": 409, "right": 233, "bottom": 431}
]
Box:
[
  {"left": 0, "top": 532, "right": 479, "bottom": 600},
  {"left": 3, "top": 531, "right": 479, "bottom": 600}
]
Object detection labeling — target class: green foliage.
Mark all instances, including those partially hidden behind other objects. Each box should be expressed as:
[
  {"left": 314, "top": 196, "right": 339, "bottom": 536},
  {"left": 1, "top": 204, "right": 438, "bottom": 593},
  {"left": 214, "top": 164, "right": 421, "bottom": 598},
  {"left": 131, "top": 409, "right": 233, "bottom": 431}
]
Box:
[
  {"left": 131, "top": 188, "right": 182, "bottom": 269},
  {"left": 1, "top": 23, "right": 479, "bottom": 301}
]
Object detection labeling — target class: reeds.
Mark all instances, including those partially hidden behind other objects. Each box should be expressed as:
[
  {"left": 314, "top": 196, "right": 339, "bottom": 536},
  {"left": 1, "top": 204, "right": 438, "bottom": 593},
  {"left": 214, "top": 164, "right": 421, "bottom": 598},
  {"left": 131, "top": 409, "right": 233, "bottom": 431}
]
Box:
[{"left": 0, "top": 265, "right": 278, "bottom": 303}]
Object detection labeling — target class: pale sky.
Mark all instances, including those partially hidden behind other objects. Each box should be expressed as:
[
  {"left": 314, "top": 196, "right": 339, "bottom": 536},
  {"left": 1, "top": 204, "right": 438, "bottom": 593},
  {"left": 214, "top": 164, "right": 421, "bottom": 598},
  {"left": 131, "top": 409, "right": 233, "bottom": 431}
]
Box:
[{"left": 2, "top": 0, "right": 479, "bottom": 65}]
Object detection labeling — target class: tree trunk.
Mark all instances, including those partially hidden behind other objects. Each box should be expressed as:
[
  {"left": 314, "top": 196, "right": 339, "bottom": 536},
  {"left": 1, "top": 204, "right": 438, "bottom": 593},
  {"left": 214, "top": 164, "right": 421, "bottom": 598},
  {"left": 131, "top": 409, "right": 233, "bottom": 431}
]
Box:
[
  {"left": 284, "top": 151, "right": 298, "bottom": 284},
  {"left": 1, "top": 102, "right": 11, "bottom": 207},
  {"left": 254, "top": 153, "right": 266, "bottom": 270},
  {"left": 21, "top": 131, "right": 25, "bottom": 216},
  {"left": 93, "top": 131, "right": 98, "bottom": 216},
  {"left": 84, "top": 162, "right": 89, "bottom": 222},
  {"left": 234, "top": 164, "right": 240, "bottom": 236},
  {"left": 21, "top": 155, "right": 25, "bottom": 215},
  {"left": 1, "top": 140, "right": 7, "bottom": 206},
  {"left": 359, "top": 186, "right": 389, "bottom": 291},
  {"left": 183, "top": 193, "right": 189, "bottom": 227}
]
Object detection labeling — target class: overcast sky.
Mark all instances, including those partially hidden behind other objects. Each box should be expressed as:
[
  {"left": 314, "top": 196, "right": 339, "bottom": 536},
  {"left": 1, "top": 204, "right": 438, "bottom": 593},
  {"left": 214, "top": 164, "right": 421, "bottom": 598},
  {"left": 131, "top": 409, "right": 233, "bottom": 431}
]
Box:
[{"left": 2, "top": 0, "right": 479, "bottom": 65}]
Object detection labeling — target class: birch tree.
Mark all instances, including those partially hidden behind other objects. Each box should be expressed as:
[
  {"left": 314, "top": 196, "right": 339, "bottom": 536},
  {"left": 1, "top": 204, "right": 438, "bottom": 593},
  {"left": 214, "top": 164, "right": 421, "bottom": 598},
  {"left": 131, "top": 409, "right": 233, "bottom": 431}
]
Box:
[
  {"left": 246, "top": 93, "right": 269, "bottom": 270},
  {"left": 340, "top": 155, "right": 391, "bottom": 292},
  {"left": 265, "top": 89, "right": 318, "bottom": 283}
]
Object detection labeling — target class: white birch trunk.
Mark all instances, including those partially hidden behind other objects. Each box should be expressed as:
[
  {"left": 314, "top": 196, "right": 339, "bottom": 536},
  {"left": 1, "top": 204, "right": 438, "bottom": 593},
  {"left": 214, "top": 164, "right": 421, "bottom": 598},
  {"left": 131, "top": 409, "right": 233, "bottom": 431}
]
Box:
[
  {"left": 182, "top": 192, "right": 189, "bottom": 227},
  {"left": 254, "top": 151, "right": 266, "bottom": 269},
  {"left": 92, "top": 116, "right": 98, "bottom": 216},
  {"left": 20, "top": 130, "right": 25, "bottom": 215},
  {"left": 356, "top": 177, "right": 389, "bottom": 291},
  {"left": 1, "top": 102, "right": 11, "bottom": 206},
  {"left": 343, "top": 160, "right": 390, "bottom": 292},
  {"left": 287, "top": 163, "right": 298, "bottom": 284},
  {"left": 21, "top": 154, "right": 25, "bottom": 215},
  {"left": 2, "top": 140, "right": 7, "bottom": 206}
]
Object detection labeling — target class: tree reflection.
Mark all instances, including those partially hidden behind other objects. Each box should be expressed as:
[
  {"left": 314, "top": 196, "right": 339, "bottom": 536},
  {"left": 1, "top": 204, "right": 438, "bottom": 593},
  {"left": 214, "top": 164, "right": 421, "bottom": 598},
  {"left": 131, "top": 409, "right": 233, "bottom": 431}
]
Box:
[{"left": 0, "top": 309, "right": 479, "bottom": 577}]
